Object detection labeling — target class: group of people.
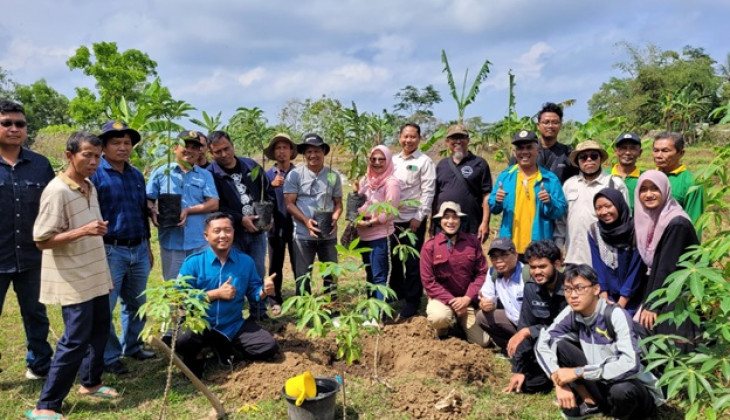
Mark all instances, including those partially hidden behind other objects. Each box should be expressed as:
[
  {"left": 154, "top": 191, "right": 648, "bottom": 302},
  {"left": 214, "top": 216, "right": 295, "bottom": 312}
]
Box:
[{"left": 0, "top": 97, "right": 705, "bottom": 420}]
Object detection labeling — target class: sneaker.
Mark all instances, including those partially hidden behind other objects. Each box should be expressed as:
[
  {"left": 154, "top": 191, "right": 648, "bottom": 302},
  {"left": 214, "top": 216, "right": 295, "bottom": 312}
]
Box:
[
  {"left": 25, "top": 368, "right": 48, "bottom": 380},
  {"left": 126, "top": 349, "right": 157, "bottom": 361},
  {"left": 362, "top": 319, "right": 380, "bottom": 329},
  {"left": 104, "top": 360, "right": 130, "bottom": 375},
  {"left": 561, "top": 402, "right": 601, "bottom": 420}
]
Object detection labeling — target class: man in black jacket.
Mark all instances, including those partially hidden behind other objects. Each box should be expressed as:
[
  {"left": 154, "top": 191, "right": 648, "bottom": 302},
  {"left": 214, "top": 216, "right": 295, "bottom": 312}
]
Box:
[
  {"left": 503, "top": 240, "right": 567, "bottom": 394},
  {"left": 207, "top": 131, "right": 275, "bottom": 320}
]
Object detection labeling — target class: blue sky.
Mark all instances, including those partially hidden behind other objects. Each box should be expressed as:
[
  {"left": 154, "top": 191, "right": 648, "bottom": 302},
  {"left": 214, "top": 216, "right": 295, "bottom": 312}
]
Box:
[{"left": 2, "top": 0, "right": 729, "bottom": 130}]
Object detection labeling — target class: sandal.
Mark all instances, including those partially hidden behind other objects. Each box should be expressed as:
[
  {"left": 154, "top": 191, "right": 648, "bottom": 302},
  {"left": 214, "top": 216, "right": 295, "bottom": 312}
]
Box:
[
  {"left": 79, "top": 385, "right": 119, "bottom": 400},
  {"left": 25, "top": 410, "right": 65, "bottom": 420}
]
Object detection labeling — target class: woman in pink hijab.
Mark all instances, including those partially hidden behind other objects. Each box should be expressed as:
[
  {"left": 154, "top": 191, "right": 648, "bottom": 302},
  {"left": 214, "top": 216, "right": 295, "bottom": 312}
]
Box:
[
  {"left": 355, "top": 145, "right": 401, "bottom": 322},
  {"left": 635, "top": 169, "right": 699, "bottom": 353}
]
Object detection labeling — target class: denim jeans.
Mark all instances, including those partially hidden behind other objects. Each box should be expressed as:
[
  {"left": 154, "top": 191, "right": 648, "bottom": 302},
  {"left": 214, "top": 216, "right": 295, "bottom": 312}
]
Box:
[
  {"left": 37, "top": 294, "right": 110, "bottom": 412},
  {"left": 236, "top": 232, "right": 268, "bottom": 318},
  {"left": 360, "top": 237, "right": 390, "bottom": 301},
  {"left": 0, "top": 268, "right": 53, "bottom": 374},
  {"left": 160, "top": 245, "right": 207, "bottom": 280},
  {"left": 103, "top": 243, "right": 152, "bottom": 365},
  {"left": 293, "top": 238, "right": 337, "bottom": 296}
]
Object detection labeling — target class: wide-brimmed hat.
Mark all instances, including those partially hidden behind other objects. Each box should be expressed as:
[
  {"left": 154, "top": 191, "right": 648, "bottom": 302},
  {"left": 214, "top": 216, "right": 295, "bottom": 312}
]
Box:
[
  {"left": 264, "top": 133, "right": 297, "bottom": 160},
  {"left": 569, "top": 140, "right": 609, "bottom": 166},
  {"left": 297, "top": 133, "right": 330, "bottom": 155},
  {"left": 99, "top": 121, "right": 141, "bottom": 145},
  {"left": 512, "top": 130, "right": 539, "bottom": 145},
  {"left": 432, "top": 201, "right": 467, "bottom": 219},
  {"left": 177, "top": 130, "right": 204, "bottom": 146}
]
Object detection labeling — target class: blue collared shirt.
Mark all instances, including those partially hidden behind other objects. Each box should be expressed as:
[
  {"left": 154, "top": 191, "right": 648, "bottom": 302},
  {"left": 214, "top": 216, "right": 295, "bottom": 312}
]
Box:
[
  {"left": 90, "top": 158, "right": 149, "bottom": 240},
  {"left": 179, "top": 247, "right": 263, "bottom": 340},
  {"left": 0, "top": 148, "right": 55, "bottom": 273},
  {"left": 146, "top": 163, "right": 219, "bottom": 250}
]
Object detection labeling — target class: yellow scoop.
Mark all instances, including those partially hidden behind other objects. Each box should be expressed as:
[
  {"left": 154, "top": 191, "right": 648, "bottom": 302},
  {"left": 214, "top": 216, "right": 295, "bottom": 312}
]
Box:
[{"left": 285, "top": 371, "right": 317, "bottom": 406}]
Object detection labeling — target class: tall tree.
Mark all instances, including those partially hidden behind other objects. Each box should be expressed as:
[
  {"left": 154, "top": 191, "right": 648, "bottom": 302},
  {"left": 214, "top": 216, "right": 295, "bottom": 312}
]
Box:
[
  {"left": 393, "top": 85, "right": 442, "bottom": 118},
  {"left": 12, "top": 79, "right": 71, "bottom": 142},
  {"left": 67, "top": 41, "right": 158, "bottom": 125}
]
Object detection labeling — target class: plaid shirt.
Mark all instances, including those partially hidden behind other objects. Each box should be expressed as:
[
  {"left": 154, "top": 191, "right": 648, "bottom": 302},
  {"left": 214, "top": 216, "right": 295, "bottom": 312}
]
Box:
[{"left": 90, "top": 158, "right": 149, "bottom": 241}]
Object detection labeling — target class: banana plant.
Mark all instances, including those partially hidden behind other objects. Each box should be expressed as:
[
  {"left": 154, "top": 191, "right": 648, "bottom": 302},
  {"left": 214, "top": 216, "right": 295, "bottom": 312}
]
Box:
[{"left": 440, "top": 49, "right": 491, "bottom": 124}]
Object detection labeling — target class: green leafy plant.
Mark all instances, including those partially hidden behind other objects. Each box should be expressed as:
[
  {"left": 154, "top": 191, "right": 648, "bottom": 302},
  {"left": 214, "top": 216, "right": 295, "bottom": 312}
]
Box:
[
  {"left": 440, "top": 49, "right": 491, "bottom": 124},
  {"left": 138, "top": 277, "right": 211, "bottom": 420}
]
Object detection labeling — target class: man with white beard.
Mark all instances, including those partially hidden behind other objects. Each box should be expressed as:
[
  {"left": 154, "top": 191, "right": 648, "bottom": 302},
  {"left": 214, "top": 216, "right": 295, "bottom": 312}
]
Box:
[{"left": 432, "top": 124, "right": 492, "bottom": 242}]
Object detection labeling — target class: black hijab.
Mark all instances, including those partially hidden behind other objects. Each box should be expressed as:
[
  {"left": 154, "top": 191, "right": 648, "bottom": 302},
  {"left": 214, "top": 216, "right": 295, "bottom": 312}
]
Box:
[{"left": 593, "top": 188, "right": 634, "bottom": 249}]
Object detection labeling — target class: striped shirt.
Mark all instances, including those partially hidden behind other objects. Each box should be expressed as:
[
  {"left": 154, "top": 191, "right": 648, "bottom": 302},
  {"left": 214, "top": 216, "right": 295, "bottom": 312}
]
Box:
[{"left": 33, "top": 173, "right": 112, "bottom": 305}]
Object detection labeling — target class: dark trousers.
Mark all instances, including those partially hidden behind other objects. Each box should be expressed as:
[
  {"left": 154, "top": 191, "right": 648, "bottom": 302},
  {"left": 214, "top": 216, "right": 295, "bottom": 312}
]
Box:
[
  {"left": 476, "top": 309, "right": 517, "bottom": 350},
  {"left": 37, "top": 294, "right": 110, "bottom": 412},
  {"left": 0, "top": 268, "right": 53, "bottom": 375},
  {"left": 268, "top": 230, "right": 295, "bottom": 305},
  {"left": 175, "top": 321, "right": 279, "bottom": 377},
  {"left": 293, "top": 238, "right": 337, "bottom": 297},
  {"left": 555, "top": 340, "right": 656, "bottom": 420},
  {"left": 512, "top": 334, "right": 553, "bottom": 394},
  {"left": 389, "top": 221, "right": 425, "bottom": 307}
]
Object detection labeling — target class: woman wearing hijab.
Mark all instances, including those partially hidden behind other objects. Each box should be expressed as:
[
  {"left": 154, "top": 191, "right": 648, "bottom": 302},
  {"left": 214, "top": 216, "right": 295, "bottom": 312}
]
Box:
[
  {"left": 588, "top": 188, "right": 645, "bottom": 316},
  {"left": 634, "top": 170, "right": 699, "bottom": 353},
  {"left": 355, "top": 146, "right": 401, "bottom": 320}
]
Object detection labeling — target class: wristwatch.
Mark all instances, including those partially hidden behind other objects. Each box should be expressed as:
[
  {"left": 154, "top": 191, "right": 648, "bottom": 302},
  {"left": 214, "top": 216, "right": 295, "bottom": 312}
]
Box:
[{"left": 574, "top": 367, "right": 584, "bottom": 377}]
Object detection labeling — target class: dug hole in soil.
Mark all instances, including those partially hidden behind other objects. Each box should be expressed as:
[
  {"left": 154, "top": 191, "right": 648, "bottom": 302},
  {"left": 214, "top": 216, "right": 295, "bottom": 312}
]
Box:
[{"left": 214, "top": 316, "right": 501, "bottom": 419}]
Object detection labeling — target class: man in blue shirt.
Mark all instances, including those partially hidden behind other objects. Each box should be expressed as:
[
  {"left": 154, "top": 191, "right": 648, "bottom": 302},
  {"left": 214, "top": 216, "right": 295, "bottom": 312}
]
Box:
[
  {"left": 0, "top": 100, "right": 54, "bottom": 380},
  {"left": 147, "top": 131, "right": 219, "bottom": 280},
  {"left": 91, "top": 121, "right": 155, "bottom": 376},
  {"left": 174, "top": 212, "right": 279, "bottom": 378}
]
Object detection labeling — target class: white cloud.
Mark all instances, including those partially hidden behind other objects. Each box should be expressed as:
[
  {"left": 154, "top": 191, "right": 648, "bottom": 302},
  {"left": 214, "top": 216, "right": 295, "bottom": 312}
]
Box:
[
  {"left": 514, "top": 42, "right": 555, "bottom": 79},
  {"left": 0, "top": 39, "right": 75, "bottom": 73},
  {"left": 237, "top": 67, "right": 266, "bottom": 87}
]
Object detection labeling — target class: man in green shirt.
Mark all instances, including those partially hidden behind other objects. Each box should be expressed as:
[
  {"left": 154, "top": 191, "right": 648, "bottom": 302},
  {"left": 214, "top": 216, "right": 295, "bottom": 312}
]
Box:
[
  {"left": 653, "top": 132, "right": 704, "bottom": 224},
  {"left": 609, "top": 132, "right": 643, "bottom": 210}
]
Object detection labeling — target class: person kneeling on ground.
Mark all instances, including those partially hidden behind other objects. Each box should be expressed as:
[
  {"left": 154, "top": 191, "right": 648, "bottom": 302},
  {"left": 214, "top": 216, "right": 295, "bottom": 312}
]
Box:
[
  {"left": 476, "top": 237, "right": 526, "bottom": 355},
  {"left": 174, "top": 212, "right": 279, "bottom": 378},
  {"left": 536, "top": 264, "right": 663, "bottom": 420},
  {"left": 420, "top": 201, "right": 489, "bottom": 347},
  {"left": 503, "top": 240, "right": 567, "bottom": 394}
]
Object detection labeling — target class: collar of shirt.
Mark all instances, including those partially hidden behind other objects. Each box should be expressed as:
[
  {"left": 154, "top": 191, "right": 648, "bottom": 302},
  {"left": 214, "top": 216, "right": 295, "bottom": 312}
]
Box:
[
  {"left": 610, "top": 164, "right": 640, "bottom": 178},
  {"left": 100, "top": 157, "right": 131, "bottom": 173},
  {"left": 436, "top": 231, "right": 468, "bottom": 245},
  {"left": 509, "top": 165, "right": 544, "bottom": 182},
  {"left": 58, "top": 172, "right": 91, "bottom": 196},
  {"left": 396, "top": 150, "right": 422, "bottom": 160},
  {"left": 577, "top": 170, "right": 610, "bottom": 185},
  {"left": 207, "top": 247, "right": 239, "bottom": 266},
  {"left": 662, "top": 164, "right": 687, "bottom": 175}
]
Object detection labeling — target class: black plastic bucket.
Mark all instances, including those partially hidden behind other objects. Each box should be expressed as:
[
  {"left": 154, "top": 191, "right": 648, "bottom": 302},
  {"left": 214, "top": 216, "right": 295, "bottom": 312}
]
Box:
[{"left": 282, "top": 377, "right": 340, "bottom": 420}]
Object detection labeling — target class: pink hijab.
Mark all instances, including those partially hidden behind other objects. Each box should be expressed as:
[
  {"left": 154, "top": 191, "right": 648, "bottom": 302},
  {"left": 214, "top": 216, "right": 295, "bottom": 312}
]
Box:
[
  {"left": 634, "top": 170, "right": 691, "bottom": 267},
  {"left": 363, "top": 145, "right": 394, "bottom": 190}
]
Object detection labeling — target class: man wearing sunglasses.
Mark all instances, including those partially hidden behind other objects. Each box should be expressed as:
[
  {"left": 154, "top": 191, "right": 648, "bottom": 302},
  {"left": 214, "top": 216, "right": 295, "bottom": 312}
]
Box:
[
  {"left": 0, "top": 101, "right": 55, "bottom": 380},
  {"left": 433, "top": 124, "right": 492, "bottom": 242},
  {"left": 555, "top": 140, "right": 628, "bottom": 265}
]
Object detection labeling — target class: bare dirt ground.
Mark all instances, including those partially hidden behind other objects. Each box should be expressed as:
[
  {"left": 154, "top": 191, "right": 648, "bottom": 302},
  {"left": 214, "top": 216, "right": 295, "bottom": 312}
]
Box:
[{"left": 211, "top": 315, "right": 500, "bottom": 419}]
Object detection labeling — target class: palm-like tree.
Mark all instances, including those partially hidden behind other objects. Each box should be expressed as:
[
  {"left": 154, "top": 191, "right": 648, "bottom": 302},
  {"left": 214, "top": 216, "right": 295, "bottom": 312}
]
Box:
[{"left": 440, "top": 49, "right": 491, "bottom": 124}]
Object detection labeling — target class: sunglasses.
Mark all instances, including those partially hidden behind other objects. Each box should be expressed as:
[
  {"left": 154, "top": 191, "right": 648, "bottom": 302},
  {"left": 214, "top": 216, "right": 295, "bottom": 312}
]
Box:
[
  {"left": 578, "top": 152, "right": 600, "bottom": 162},
  {"left": 0, "top": 119, "right": 28, "bottom": 128},
  {"left": 370, "top": 157, "right": 386, "bottom": 163}
]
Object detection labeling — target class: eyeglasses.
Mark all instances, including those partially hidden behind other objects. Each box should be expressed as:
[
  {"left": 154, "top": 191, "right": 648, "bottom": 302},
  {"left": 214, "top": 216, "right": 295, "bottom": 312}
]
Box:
[
  {"left": 539, "top": 120, "right": 561, "bottom": 126},
  {"left": 578, "top": 152, "right": 601, "bottom": 162},
  {"left": 447, "top": 135, "right": 468, "bottom": 142},
  {"left": 563, "top": 284, "right": 594, "bottom": 295},
  {"left": 0, "top": 120, "right": 27, "bottom": 128},
  {"left": 369, "top": 157, "right": 386, "bottom": 163}
]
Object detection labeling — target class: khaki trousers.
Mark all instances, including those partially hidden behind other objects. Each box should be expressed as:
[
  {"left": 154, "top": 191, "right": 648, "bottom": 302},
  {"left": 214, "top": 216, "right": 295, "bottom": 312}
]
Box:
[{"left": 426, "top": 299, "right": 489, "bottom": 347}]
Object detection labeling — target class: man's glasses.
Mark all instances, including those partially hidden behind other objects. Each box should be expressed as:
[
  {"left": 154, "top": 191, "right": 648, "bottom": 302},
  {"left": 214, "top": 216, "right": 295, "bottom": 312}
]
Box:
[
  {"left": 0, "top": 120, "right": 27, "bottom": 128},
  {"left": 447, "top": 135, "right": 468, "bottom": 142},
  {"left": 369, "top": 157, "right": 386, "bottom": 163},
  {"left": 563, "top": 284, "right": 594, "bottom": 295},
  {"left": 539, "top": 120, "right": 561, "bottom": 126},
  {"left": 578, "top": 152, "right": 600, "bottom": 162}
]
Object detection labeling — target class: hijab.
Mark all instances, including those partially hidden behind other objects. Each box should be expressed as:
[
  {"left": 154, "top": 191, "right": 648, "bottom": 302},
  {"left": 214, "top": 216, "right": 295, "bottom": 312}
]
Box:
[
  {"left": 593, "top": 188, "right": 634, "bottom": 249},
  {"left": 363, "top": 145, "right": 394, "bottom": 190},
  {"left": 634, "top": 170, "right": 691, "bottom": 267}
]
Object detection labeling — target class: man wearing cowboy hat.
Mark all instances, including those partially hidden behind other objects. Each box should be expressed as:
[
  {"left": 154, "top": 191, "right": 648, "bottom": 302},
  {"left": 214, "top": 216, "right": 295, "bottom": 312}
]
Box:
[
  {"left": 207, "top": 130, "right": 275, "bottom": 320},
  {"left": 555, "top": 140, "right": 628, "bottom": 265},
  {"left": 91, "top": 120, "right": 156, "bottom": 375},
  {"left": 264, "top": 133, "right": 297, "bottom": 315},
  {"left": 420, "top": 201, "right": 489, "bottom": 347},
  {"left": 284, "top": 133, "right": 342, "bottom": 298},
  {"left": 147, "top": 130, "right": 219, "bottom": 280},
  {"left": 490, "top": 130, "right": 566, "bottom": 261}
]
